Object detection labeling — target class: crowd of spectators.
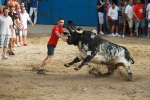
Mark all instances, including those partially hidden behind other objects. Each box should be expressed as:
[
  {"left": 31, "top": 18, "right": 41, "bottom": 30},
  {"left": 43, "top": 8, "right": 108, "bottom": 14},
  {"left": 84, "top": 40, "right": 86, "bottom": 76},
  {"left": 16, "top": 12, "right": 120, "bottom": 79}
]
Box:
[
  {"left": 97, "top": 0, "right": 150, "bottom": 38},
  {"left": 0, "top": 0, "right": 34, "bottom": 60}
]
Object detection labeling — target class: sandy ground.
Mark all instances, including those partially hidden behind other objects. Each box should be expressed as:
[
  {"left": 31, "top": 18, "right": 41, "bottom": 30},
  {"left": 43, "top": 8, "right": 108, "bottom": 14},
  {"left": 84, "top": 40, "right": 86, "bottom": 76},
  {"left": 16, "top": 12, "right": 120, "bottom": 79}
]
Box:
[{"left": 0, "top": 33, "right": 150, "bottom": 100}]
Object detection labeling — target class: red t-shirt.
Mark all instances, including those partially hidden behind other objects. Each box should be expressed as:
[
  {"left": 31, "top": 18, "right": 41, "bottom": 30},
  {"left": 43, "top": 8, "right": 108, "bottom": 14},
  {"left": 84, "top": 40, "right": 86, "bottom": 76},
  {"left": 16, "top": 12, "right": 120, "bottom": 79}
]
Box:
[
  {"left": 48, "top": 24, "right": 64, "bottom": 46},
  {"left": 133, "top": 4, "right": 145, "bottom": 19}
]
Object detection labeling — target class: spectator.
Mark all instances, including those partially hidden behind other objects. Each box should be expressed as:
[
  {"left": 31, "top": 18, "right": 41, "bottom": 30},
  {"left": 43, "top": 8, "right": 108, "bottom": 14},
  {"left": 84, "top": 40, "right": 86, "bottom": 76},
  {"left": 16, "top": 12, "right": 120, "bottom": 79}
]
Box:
[
  {"left": 11, "top": 0, "right": 19, "bottom": 7},
  {"left": 121, "top": 1, "right": 128, "bottom": 37},
  {"left": 0, "top": 7, "right": 14, "bottom": 59},
  {"left": 97, "top": 0, "right": 105, "bottom": 35},
  {"left": 14, "top": 13, "right": 23, "bottom": 47},
  {"left": 4, "top": 0, "right": 12, "bottom": 10},
  {"left": 8, "top": 6, "right": 16, "bottom": 55},
  {"left": 105, "top": 0, "right": 112, "bottom": 36},
  {"left": 108, "top": 2, "right": 120, "bottom": 37},
  {"left": 20, "top": 7, "right": 34, "bottom": 46},
  {"left": 28, "top": 0, "right": 38, "bottom": 24},
  {"left": 0, "top": 6, "right": 3, "bottom": 16},
  {"left": 118, "top": 0, "right": 123, "bottom": 35},
  {"left": 15, "top": 4, "right": 23, "bottom": 46},
  {"left": 133, "top": 0, "right": 145, "bottom": 36},
  {"left": 140, "top": 1, "right": 146, "bottom": 36},
  {"left": 20, "top": 2, "right": 25, "bottom": 9},
  {"left": 37, "top": 18, "right": 69, "bottom": 74},
  {"left": 125, "top": 0, "right": 134, "bottom": 37},
  {"left": 146, "top": 1, "right": 150, "bottom": 38}
]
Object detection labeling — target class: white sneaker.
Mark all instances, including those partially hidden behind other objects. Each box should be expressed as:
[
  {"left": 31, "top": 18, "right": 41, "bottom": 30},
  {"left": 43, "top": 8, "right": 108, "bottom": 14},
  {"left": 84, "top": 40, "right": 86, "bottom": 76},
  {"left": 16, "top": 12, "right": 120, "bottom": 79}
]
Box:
[
  {"left": 14, "top": 44, "right": 17, "bottom": 47},
  {"left": 3, "top": 56, "right": 8, "bottom": 59},
  {"left": 100, "top": 31, "right": 104, "bottom": 35},
  {"left": 115, "top": 33, "right": 121, "bottom": 37},
  {"left": 122, "top": 35, "right": 125, "bottom": 37},
  {"left": 13, "top": 47, "right": 16, "bottom": 51},
  {"left": 111, "top": 33, "right": 115, "bottom": 37},
  {"left": 17, "top": 44, "right": 21, "bottom": 47}
]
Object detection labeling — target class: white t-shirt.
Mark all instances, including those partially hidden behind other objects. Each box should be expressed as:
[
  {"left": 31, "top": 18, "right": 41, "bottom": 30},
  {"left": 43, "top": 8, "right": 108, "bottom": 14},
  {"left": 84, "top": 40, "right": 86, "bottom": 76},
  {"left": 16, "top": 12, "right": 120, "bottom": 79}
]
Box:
[
  {"left": 0, "top": 15, "right": 13, "bottom": 35},
  {"left": 108, "top": 6, "right": 119, "bottom": 20},
  {"left": 146, "top": 3, "right": 150, "bottom": 19},
  {"left": 20, "top": 12, "right": 31, "bottom": 29},
  {"left": 125, "top": 5, "right": 133, "bottom": 19}
]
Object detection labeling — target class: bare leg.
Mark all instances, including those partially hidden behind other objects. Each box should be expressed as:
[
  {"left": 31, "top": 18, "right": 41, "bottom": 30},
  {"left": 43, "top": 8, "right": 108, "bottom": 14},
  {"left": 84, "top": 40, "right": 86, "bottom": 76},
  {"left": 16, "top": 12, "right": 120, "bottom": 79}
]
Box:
[
  {"left": 134, "top": 28, "right": 138, "bottom": 36},
  {"left": 23, "top": 35, "right": 27, "bottom": 44},
  {"left": 100, "top": 24, "right": 103, "bottom": 32},
  {"left": 9, "top": 38, "right": 13, "bottom": 52},
  {"left": 129, "top": 28, "right": 133, "bottom": 36},
  {"left": 39, "top": 55, "right": 53, "bottom": 69},
  {"left": 0, "top": 47, "right": 3, "bottom": 59},
  {"left": 122, "top": 25, "right": 126, "bottom": 35},
  {"left": 115, "top": 25, "right": 118, "bottom": 33},
  {"left": 19, "top": 36, "right": 23, "bottom": 45},
  {"left": 111, "top": 25, "right": 115, "bottom": 34},
  {"left": 3, "top": 47, "right": 7, "bottom": 57},
  {"left": 16, "top": 35, "right": 19, "bottom": 45},
  {"left": 12, "top": 38, "right": 16, "bottom": 48}
]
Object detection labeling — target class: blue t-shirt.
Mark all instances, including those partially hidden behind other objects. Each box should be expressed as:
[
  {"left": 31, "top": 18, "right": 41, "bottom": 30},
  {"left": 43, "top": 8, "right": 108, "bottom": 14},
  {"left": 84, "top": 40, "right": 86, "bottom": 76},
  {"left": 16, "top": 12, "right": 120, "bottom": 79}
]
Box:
[{"left": 30, "top": 0, "right": 38, "bottom": 8}]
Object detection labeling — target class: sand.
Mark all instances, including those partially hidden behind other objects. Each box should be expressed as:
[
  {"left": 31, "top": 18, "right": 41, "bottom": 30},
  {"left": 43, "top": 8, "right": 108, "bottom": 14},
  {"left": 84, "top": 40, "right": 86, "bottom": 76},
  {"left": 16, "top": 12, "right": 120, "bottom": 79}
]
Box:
[{"left": 0, "top": 33, "right": 150, "bottom": 100}]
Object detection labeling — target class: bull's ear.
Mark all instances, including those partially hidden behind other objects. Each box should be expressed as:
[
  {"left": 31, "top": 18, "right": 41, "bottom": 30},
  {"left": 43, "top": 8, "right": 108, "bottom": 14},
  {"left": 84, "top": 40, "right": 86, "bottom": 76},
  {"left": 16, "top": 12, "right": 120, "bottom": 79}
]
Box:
[
  {"left": 68, "top": 21, "right": 75, "bottom": 25},
  {"left": 68, "top": 20, "right": 76, "bottom": 29}
]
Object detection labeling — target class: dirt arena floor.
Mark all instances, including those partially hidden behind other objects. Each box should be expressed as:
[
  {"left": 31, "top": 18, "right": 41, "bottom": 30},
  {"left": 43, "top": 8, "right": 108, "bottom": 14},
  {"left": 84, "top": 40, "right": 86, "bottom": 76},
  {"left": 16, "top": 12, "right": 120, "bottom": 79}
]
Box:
[{"left": 0, "top": 33, "right": 150, "bottom": 100}]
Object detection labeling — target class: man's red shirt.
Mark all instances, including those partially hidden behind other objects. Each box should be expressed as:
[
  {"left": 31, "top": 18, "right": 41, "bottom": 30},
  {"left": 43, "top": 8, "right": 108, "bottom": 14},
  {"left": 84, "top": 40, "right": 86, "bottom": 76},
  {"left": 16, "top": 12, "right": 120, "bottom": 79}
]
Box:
[
  {"left": 133, "top": 4, "right": 145, "bottom": 19},
  {"left": 48, "top": 24, "right": 64, "bottom": 46}
]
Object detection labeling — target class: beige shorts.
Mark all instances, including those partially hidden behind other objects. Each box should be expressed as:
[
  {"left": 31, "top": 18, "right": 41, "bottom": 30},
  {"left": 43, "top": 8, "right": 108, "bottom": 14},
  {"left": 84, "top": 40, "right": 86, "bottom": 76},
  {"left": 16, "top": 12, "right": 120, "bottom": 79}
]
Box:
[
  {"left": 22, "top": 29, "right": 27, "bottom": 36},
  {"left": 127, "top": 18, "right": 133, "bottom": 28},
  {"left": 10, "top": 29, "right": 16, "bottom": 38},
  {"left": 19, "top": 31, "right": 22, "bottom": 36}
]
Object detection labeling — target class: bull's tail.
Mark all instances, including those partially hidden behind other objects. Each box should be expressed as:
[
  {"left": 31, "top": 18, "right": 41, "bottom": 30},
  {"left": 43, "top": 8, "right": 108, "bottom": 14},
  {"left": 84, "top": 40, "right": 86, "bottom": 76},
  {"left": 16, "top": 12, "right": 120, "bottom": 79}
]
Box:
[{"left": 130, "top": 55, "right": 134, "bottom": 64}]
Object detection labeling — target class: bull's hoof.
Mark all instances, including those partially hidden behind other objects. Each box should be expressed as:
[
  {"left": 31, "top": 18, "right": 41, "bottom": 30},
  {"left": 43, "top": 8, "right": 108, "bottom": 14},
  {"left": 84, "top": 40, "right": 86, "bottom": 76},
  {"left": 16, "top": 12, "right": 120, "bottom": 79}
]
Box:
[
  {"left": 127, "top": 73, "right": 135, "bottom": 81},
  {"left": 64, "top": 63, "right": 70, "bottom": 67},
  {"left": 74, "top": 67, "right": 80, "bottom": 71},
  {"left": 128, "top": 73, "right": 132, "bottom": 79}
]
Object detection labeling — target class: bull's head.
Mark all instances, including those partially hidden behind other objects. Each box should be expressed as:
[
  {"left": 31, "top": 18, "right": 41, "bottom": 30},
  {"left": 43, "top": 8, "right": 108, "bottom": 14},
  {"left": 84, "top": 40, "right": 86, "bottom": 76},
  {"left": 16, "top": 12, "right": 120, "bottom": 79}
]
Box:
[{"left": 64, "top": 21, "right": 84, "bottom": 45}]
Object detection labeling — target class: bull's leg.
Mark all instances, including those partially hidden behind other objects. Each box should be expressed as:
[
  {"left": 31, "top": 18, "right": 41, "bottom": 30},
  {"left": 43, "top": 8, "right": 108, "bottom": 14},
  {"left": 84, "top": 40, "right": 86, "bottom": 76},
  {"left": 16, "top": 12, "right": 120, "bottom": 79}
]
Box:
[
  {"left": 74, "top": 55, "right": 93, "bottom": 70},
  {"left": 107, "top": 66, "right": 118, "bottom": 75},
  {"left": 103, "top": 65, "right": 119, "bottom": 76},
  {"left": 64, "top": 57, "right": 81, "bottom": 67},
  {"left": 124, "top": 66, "right": 132, "bottom": 80}
]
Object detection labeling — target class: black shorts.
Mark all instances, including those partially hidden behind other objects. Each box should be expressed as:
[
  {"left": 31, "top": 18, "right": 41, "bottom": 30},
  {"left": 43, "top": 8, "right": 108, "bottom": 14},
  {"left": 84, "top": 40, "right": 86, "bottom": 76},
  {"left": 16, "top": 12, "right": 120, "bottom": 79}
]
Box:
[
  {"left": 47, "top": 44, "right": 56, "bottom": 55},
  {"left": 110, "top": 20, "right": 118, "bottom": 26}
]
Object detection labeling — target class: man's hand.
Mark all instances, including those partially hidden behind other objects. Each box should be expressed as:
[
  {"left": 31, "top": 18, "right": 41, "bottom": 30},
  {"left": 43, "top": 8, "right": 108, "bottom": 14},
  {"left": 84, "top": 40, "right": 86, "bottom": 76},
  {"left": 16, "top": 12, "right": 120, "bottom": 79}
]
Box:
[
  {"left": 102, "top": 2, "right": 105, "bottom": 5},
  {"left": 127, "top": 18, "right": 130, "bottom": 21},
  {"left": 111, "top": 19, "right": 115, "bottom": 22},
  {"left": 61, "top": 37, "right": 67, "bottom": 42},
  {"left": 146, "top": 17, "right": 149, "bottom": 20}
]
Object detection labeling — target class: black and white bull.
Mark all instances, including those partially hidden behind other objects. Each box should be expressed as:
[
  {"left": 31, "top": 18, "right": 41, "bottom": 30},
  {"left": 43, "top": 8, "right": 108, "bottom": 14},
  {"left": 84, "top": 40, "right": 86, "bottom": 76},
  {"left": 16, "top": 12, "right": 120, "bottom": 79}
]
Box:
[{"left": 64, "top": 21, "right": 134, "bottom": 80}]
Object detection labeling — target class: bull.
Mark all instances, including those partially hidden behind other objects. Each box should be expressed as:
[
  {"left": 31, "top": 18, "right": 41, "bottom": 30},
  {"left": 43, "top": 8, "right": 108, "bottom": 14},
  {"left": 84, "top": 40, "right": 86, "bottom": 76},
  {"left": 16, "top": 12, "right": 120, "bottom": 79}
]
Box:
[{"left": 64, "top": 21, "right": 134, "bottom": 80}]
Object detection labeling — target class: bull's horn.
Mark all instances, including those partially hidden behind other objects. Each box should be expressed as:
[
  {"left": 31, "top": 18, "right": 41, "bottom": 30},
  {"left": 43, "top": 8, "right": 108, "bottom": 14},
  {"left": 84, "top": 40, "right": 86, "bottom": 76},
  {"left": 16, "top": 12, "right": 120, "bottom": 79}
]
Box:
[
  {"left": 68, "top": 26, "right": 75, "bottom": 32},
  {"left": 75, "top": 28, "right": 83, "bottom": 34}
]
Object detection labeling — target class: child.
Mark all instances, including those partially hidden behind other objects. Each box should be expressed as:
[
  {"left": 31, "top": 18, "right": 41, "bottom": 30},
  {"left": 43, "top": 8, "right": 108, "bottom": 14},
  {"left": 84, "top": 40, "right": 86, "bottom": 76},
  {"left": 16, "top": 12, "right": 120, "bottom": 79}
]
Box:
[
  {"left": 0, "top": 6, "right": 3, "bottom": 16},
  {"left": 14, "top": 13, "right": 23, "bottom": 46}
]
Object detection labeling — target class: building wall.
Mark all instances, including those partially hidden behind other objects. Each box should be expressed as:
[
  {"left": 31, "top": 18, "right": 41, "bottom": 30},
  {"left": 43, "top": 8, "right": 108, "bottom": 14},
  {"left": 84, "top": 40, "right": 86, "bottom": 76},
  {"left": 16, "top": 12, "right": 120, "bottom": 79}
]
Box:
[{"left": 37, "top": 0, "right": 98, "bottom": 26}]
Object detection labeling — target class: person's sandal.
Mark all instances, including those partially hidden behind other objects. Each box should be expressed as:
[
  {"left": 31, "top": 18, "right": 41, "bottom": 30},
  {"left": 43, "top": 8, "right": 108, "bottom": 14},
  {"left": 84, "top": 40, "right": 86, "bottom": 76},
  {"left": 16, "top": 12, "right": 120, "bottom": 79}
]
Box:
[{"left": 37, "top": 69, "right": 45, "bottom": 74}]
